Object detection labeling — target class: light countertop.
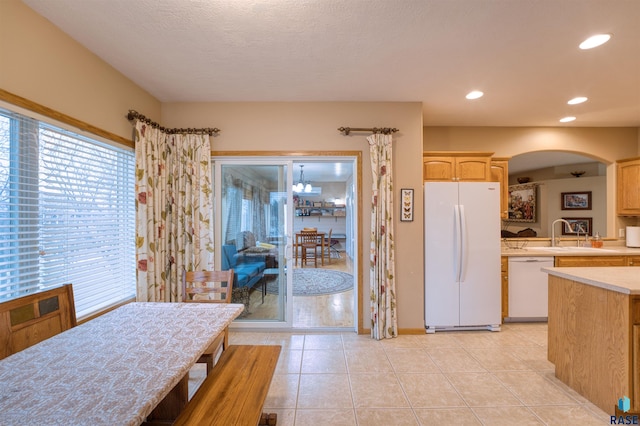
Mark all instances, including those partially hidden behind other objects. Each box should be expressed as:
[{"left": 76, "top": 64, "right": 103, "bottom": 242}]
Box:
[
  {"left": 502, "top": 245, "right": 640, "bottom": 257},
  {"left": 541, "top": 266, "right": 640, "bottom": 295}
]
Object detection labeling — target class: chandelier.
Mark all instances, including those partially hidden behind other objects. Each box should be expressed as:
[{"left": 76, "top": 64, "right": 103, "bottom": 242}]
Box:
[{"left": 293, "top": 165, "right": 312, "bottom": 193}]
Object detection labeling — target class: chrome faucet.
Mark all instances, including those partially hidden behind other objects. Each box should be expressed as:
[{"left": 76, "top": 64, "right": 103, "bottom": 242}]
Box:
[
  {"left": 576, "top": 223, "right": 587, "bottom": 247},
  {"left": 575, "top": 224, "right": 587, "bottom": 247},
  {"left": 551, "top": 218, "right": 572, "bottom": 247}
]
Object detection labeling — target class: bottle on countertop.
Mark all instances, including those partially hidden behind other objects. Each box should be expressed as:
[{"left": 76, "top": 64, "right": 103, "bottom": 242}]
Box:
[{"left": 591, "top": 232, "right": 603, "bottom": 248}]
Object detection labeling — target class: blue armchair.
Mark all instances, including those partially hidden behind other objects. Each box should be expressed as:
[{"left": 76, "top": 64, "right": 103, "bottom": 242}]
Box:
[{"left": 221, "top": 244, "right": 266, "bottom": 289}]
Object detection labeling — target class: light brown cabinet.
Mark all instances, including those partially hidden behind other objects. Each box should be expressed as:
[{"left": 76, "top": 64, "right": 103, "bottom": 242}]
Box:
[
  {"left": 548, "top": 275, "right": 640, "bottom": 414},
  {"left": 617, "top": 157, "right": 640, "bottom": 216},
  {"left": 628, "top": 256, "right": 640, "bottom": 266},
  {"left": 423, "top": 151, "right": 492, "bottom": 182},
  {"left": 491, "top": 158, "right": 510, "bottom": 219},
  {"left": 501, "top": 256, "right": 508, "bottom": 321},
  {"left": 554, "top": 255, "right": 630, "bottom": 267}
]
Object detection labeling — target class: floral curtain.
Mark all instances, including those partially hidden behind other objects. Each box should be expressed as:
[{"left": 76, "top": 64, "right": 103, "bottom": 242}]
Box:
[
  {"left": 134, "top": 121, "right": 214, "bottom": 302},
  {"left": 368, "top": 133, "right": 398, "bottom": 339}
]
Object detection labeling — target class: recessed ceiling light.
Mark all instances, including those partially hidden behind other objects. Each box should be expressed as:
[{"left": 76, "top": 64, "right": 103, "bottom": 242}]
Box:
[
  {"left": 568, "top": 97, "right": 588, "bottom": 105},
  {"left": 465, "top": 91, "right": 483, "bottom": 100},
  {"left": 579, "top": 34, "right": 611, "bottom": 50},
  {"left": 559, "top": 116, "right": 576, "bottom": 123}
]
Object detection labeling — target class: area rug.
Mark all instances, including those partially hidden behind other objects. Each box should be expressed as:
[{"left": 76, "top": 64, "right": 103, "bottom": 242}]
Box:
[{"left": 265, "top": 268, "right": 353, "bottom": 296}]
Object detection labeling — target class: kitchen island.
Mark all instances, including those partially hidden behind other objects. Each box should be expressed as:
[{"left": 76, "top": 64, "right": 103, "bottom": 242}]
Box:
[{"left": 542, "top": 266, "right": 640, "bottom": 416}]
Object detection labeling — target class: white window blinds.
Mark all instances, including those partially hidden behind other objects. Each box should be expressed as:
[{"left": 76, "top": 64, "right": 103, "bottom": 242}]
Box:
[{"left": 0, "top": 107, "right": 135, "bottom": 319}]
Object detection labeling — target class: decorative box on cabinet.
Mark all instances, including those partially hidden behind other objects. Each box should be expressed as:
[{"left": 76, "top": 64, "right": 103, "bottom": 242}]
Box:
[
  {"left": 617, "top": 157, "right": 640, "bottom": 216},
  {"left": 423, "top": 151, "right": 493, "bottom": 182}
]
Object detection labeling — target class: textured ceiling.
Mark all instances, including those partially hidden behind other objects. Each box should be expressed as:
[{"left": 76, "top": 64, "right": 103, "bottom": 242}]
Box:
[{"left": 22, "top": 0, "right": 640, "bottom": 128}]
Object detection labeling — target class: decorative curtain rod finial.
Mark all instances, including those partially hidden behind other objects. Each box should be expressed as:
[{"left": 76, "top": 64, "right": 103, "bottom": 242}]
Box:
[{"left": 126, "top": 110, "right": 138, "bottom": 122}]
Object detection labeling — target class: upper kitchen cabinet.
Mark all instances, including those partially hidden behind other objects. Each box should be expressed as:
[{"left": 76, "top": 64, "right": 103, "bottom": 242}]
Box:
[
  {"left": 423, "top": 151, "right": 493, "bottom": 182},
  {"left": 617, "top": 157, "right": 640, "bottom": 216},
  {"left": 490, "top": 157, "right": 510, "bottom": 220}
]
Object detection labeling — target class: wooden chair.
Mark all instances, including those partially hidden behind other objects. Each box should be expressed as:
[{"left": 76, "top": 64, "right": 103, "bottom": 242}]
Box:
[
  {"left": 320, "top": 228, "right": 339, "bottom": 264},
  {"left": 0, "top": 284, "right": 76, "bottom": 360},
  {"left": 182, "top": 269, "right": 234, "bottom": 374},
  {"left": 294, "top": 228, "right": 316, "bottom": 266},
  {"left": 299, "top": 230, "right": 319, "bottom": 267},
  {"left": 327, "top": 228, "right": 341, "bottom": 259}
]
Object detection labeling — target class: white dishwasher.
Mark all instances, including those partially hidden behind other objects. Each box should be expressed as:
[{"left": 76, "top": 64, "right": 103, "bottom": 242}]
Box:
[{"left": 507, "top": 257, "right": 553, "bottom": 321}]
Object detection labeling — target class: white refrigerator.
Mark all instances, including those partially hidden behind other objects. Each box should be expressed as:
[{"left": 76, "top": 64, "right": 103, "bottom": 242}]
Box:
[{"left": 424, "top": 182, "right": 501, "bottom": 333}]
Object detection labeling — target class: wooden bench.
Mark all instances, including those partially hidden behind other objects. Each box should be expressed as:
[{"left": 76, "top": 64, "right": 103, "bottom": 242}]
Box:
[
  {"left": 174, "top": 344, "right": 281, "bottom": 426},
  {"left": 0, "top": 284, "right": 76, "bottom": 360}
]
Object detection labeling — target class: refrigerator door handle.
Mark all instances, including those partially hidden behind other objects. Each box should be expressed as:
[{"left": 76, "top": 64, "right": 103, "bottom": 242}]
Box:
[
  {"left": 458, "top": 204, "right": 467, "bottom": 282},
  {"left": 454, "top": 204, "right": 462, "bottom": 282}
]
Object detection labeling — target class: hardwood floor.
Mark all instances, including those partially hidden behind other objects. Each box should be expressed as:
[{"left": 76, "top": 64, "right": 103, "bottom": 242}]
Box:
[{"left": 241, "top": 253, "right": 354, "bottom": 328}]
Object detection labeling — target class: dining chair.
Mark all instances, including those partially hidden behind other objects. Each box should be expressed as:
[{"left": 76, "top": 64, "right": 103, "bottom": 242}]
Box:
[
  {"left": 294, "top": 228, "right": 316, "bottom": 266},
  {"left": 320, "top": 228, "right": 340, "bottom": 264},
  {"left": 0, "top": 284, "right": 76, "bottom": 360},
  {"left": 182, "top": 269, "right": 235, "bottom": 374},
  {"left": 299, "top": 230, "right": 319, "bottom": 267},
  {"left": 328, "top": 229, "right": 341, "bottom": 259}
]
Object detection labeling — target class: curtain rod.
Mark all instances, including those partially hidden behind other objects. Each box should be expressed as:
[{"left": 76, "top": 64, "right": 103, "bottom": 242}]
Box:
[
  {"left": 338, "top": 127, "right": 399, "bottom": 136},
  {"left": 126, "top": 110, "right": 220, "bottom": 136}
]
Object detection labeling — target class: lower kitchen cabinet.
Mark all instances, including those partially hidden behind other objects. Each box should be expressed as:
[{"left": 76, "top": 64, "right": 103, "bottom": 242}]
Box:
[
  {"left": 628, "top": 256, "right": 640, "bottom": 266},
  {"left": 503, "top": 254, "right": 640, "bottom": 323},
  {"left": 554, "top": 255, "right": 631, "bottom": 267},
  {"left": 501, "top": 256, "right": 508, "bottom": 321}
]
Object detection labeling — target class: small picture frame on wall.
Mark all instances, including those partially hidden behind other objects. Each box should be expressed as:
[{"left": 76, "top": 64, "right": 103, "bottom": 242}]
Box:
[
  {"left": 400, "top": 188, "right": 413, "bottom": 222},
  {"left": 561, "top": 191, "right": 592, "bottom": 210},
  {"left": 561, "top": 217, "right": 592, "bottom": 236}
]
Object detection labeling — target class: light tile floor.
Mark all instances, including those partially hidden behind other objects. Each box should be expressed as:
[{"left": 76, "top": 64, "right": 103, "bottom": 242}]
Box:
[{"left": 192, "top": 323, "right": 612, "bottom": 425}]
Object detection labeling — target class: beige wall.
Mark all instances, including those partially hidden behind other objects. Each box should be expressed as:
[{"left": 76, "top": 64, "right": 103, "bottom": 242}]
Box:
[
  {"left": 163, "top": 102, "right": 426, "bottom": 332},
  {"left": 424, "top": 126, "right": 639, "bottom": 162},
  {"left": 0, "top": 0, "right": 159, "bottom": 141},
  {"left": 424, "top": 126, "right": 640, "bottom": 237},
  {"left": 1, "top": 0, "right": 427, "bottom": 332}
]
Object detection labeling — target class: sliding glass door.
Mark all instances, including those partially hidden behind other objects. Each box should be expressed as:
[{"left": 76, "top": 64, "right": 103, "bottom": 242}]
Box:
[{"left": 215, "top": 160, "right": 293, "bottom": 326}]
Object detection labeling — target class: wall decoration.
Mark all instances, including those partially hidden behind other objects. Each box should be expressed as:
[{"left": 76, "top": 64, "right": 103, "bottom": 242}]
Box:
[
  {"left": 400, "top": 188, "right": 413, "bottom": 222},
  {"left": 561, "top": 217, "right": 592, "bottom": 236},
  {"left": 508, "top": 184, "right": 536, "bottom": 222},
  {"left": 561, "top": 191, "right": 592, "bottom": 210}
]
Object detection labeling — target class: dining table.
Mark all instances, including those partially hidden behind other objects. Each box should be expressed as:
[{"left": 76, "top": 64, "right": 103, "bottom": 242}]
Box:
[{"left": 0, "top": 302, "right": 244, "bottom": 426}]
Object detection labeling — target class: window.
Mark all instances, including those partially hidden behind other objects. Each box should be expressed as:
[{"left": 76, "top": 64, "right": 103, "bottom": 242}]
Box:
[
  {"left": 0, "top": 107, "right": 135, "bottom": 319},
  {"left": 241, "top": 198, "right": 253, "bottom": 232}
]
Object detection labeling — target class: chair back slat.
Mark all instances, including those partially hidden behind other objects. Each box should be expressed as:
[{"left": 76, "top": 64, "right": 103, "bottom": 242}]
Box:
[
  {"left": 182, "top": 270, "right": 234, "bottom": 303},
  {"left": 299, "top": 230, "right": 318, "bottom": 245}
]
